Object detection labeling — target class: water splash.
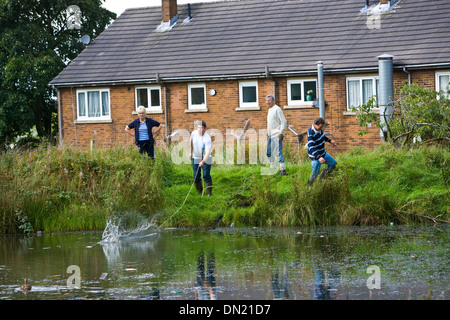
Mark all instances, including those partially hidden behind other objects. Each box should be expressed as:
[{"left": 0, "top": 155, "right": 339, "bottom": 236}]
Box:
[{"left": 100, "top": 213, "right": 160, "bottom": 244}]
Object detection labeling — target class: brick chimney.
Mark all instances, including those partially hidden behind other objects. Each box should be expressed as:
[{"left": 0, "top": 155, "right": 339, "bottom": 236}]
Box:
[
  {"left": 380, "top": 0, "right": 390, "bottom": 4},
  {"left": 162, "top": 0, "right": 178, "bottom": 22}
]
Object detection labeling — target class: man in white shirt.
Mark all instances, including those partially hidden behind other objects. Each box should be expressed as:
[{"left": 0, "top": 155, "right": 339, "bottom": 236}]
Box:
[
  {"left": 266, "top": 95, "right": 288, "bottom": 175},
  {"left": 190, "top": 121, "right": 213, "bottom": 196}
]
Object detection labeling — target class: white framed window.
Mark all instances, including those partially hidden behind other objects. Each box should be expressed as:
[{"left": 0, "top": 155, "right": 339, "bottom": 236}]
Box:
[
  {"left": 239, "top": 81, "right": 259, "bottom": 109},
  {"left": 77, "top": 88, "right": 110, "bottom": 120},
  {"left": 346, "top": 76, "right": 379, "bottom": 110},
  {"left": 287, "top": 79, "right": 317, "bottom": 106},
  {"left": 436, "top": 72, "right": 450, "bottom": 96},
  {"left": 135, "top": 86, "right": 162, "bottom": 112},
  {"left": 188, "top": 83, "right": 207, "bottom": 110}
]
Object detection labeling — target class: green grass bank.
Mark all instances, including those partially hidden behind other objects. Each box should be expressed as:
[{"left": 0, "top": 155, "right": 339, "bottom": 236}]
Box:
[{"left": 0, "top": 143, "right": 448, "bottom": 233}]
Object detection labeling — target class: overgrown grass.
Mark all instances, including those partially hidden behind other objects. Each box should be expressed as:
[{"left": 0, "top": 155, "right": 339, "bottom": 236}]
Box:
[
  {"left": 0, "top": 142, "right": 448, "bottom": 233},
  {"left": 0, "top": 144, "right": 165, "bottom": 233}
]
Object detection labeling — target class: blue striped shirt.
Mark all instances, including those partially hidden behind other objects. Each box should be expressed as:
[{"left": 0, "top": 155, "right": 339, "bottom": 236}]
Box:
[
  {"left": 138, "top": 122, "right": 150, "bottom": 141},
  {"left": 307, "top": 125, "right": 331, "bottom": 160}
]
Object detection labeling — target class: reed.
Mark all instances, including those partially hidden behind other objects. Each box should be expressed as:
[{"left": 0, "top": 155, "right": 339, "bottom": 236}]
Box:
[{"left": 0, "top": 144, "right": 165, "bottom": 233}]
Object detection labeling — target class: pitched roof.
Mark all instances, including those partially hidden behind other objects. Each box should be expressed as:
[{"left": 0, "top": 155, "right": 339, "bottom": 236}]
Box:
[{"left": 50, "top": 0, "right": 450, "bottom": 86}]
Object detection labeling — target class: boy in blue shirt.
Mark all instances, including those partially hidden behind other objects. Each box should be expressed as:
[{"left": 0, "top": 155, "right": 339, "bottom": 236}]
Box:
[{"left": 307, "top": 117, "right": 338, "bottom": 185}]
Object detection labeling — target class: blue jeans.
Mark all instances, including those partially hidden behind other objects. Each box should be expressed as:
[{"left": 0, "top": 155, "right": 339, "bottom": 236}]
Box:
[
  {"left": 192, "top": 159, "right": 212, "bottom": 184},
  {"left": 266, "top": 137, "right": 285, "bottom": 164},
  {"left": 309, "top": 152, "right": 337, "bottom": 181}
]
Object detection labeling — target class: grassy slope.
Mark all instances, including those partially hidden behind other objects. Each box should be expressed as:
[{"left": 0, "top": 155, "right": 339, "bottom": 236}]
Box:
[
  {"left": 0, "top": 143, "right": 448, "bottom": 233},
  {"left": 159, "top": 143, "right": 449, "bottom": 228}
]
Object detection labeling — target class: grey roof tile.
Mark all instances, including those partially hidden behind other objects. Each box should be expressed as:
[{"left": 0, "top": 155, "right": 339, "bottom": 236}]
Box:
[{"left": 50, "top": 0, "right": 450, "bottom": 85}]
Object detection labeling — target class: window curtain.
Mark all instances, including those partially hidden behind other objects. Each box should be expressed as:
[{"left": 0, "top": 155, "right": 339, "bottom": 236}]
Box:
[
  {"left": 78, "top": 92, "right": 86, "bottom": 117},
  {"left": 101, "top": 91, "right": 110, "bottom": 116},
  {"left": 439, "top": 75, "right": 449, "bottom": 92},
  {"left": 348, "top": 80, "right": 360, "bottom": 109},
  {"left": 88, "top": 91, "right": 100, "bottom": 117},
  {"left": 362, "top": 79, "right": 373, "bottom": 105}
]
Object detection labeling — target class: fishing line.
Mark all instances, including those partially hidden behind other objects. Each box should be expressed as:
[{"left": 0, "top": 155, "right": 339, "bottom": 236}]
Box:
[{"left": 159, "top": 165, "right": 201, "bottom": 228}]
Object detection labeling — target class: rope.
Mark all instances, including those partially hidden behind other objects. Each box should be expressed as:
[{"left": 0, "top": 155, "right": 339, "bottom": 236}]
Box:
[{"left": 159, "top": 165, "right": 201, "bottom": 228}]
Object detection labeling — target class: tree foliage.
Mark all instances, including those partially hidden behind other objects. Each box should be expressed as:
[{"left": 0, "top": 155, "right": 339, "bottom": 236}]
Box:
[
  {"left": 353, "top": 82, "right": 450, "bottom": 148},
  {"left": 0, "top": 0, "right": 116, "bottom": 148}
]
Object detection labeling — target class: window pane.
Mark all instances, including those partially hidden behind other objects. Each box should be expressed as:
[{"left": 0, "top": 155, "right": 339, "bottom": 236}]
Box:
[
  {"left": 304, "top": 81, "right": 316, "bottom": 101},
  {"left": 78, "top": 92, "right": 86, "bottom": 117},
  {"left": 101, "top": 91, "right": 110, "bottom": 116},
  {"left": 137, "top": 88, "right": 148, "bottom": 109},
  {"left": 191, "top": 87, "right": 205, "bottom": 105},
  {"left": 290, "top": 83, "right": 302, "bottom": 101},
  {"left": 348, "top": 80, "right": 360, "bottom": 109},
  {"left": 362, "top": 79, "right": 373, "bottom": 105},
  {"left": 242, "top": 86, "right": 257, "bottom": 103},
  {"left": 439, "top": 75, "right": 449, "bottom": 92},
  {"left": 150, "top": 89, "right": 160, "bottom": 107},
  {"left": 87, "top": 91, "right": 100, "bottom": 117}
]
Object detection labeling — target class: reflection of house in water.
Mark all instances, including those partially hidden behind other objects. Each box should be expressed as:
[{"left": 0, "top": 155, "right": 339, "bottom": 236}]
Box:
[{"left": 195, "top": 251, "right": 217, "bottom": 300}]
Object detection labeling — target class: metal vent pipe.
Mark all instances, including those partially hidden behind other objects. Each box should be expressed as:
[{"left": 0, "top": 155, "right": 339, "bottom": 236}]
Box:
[
  {"left": 317, "top": 61, "right": 325, "bottom": 119},
  {"left": 377, "top": 54, "right": 394, "bottom": 142}
]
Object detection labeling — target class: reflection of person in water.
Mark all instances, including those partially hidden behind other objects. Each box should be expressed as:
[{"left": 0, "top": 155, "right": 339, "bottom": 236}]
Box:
[
  {"left": 195, "top": 251, "right": 217, "bottom": 300},
  {"left": 313, "top": 266, "right": 341, "bottom": 300},
  {"left": 272, "top": 265, "right": 290, "bottom": 299}
]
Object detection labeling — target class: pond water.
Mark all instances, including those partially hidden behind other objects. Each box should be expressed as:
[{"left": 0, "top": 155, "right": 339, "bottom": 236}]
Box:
[{"left": 0, "top": 225, "right": 448, "bottom": 300}]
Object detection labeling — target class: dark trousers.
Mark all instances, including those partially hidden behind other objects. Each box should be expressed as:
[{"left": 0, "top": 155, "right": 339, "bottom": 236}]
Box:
[
  {"left": 138, "top": 140, "right": 155, "bottom": 159},
  {"left": 192, "top": 159, "right": 212, "bottom": 184}
]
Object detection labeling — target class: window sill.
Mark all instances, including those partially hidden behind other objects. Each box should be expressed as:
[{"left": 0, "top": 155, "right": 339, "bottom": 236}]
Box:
[
  {"left": 343, "top": 109, "right": 380, "bottom": 116},
  {"left": 235, "top": 106, "right": 261, "bottom": 111},
  {"left": 75, "top": 119, "right": 113, "bottom": 124},
  {"left": 185, "top": 108, "right": 209, "bottom": 113},
  {"left": 132, "top": 110, "right": 163, "bottom": 115},
  {"left": 283, "top": 104, "right": 315, "bottom": 110}
]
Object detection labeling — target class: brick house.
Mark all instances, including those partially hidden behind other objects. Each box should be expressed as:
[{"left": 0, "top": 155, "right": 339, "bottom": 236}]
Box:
[{"left": 50, "top": 0, "right": 450, "bottom": 157}]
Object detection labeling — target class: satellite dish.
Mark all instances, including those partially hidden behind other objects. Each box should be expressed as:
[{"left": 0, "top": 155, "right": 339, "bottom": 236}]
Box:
[{"left": 79, "top": 35, "right": 90, "bottom": 45}]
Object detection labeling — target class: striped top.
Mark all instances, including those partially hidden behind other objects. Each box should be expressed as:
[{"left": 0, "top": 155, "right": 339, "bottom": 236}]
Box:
[
  {"left": 138, "top": 122, "right": 149, "bottom": 141},
  {"left": 307, "top": 125, "right": 331, "bottom": 160}
]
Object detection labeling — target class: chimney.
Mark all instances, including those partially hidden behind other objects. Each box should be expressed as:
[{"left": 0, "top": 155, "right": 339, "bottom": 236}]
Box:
[
  {"left": 380, "top": 0, "right": 390, "bottom": 4},
  {"left": 162, "top": 0, "right": 178, "bottom": 23}
]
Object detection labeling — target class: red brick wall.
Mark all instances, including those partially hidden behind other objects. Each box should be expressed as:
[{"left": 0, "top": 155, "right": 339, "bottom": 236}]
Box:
[{"left": 58, "top": 69, "right": 437, "bottom": 156}]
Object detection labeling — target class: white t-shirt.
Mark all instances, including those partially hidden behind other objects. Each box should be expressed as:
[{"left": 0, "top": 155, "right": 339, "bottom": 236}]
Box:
[{"left": 190, "top": 130, "right": 213, "bottom": 164}]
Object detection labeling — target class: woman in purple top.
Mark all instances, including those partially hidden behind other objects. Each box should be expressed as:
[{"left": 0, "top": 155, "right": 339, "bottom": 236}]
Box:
[{"left": 125, "top": 106, "right": 162, "bottom": 159}]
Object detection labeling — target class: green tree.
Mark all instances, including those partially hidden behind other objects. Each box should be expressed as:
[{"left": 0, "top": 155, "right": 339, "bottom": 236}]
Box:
[
  {"left": 0, "top": 0, "right": 116, "bottom": 148},
  {"left": 353, "top": 82, "right": 450, "bottom": 148}
]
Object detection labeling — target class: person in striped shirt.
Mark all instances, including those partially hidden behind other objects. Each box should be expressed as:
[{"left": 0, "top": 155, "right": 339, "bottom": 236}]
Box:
[{"left": 307, "top": 117, "right": 338, "bottom": 185}]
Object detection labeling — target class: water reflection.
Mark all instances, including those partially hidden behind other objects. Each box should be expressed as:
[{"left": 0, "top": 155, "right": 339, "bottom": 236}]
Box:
[
  {"left": 195, "top": 251, "right": 217, "bottom": 300},
  {"left": 0, "top": 226, "right": 448, "bottom": 300},
  {"left": 272, "top": 265, "right": 290, "bottom": 300},
  {"left": 313, "top": 267, "right": 341, "bottom": 300}
]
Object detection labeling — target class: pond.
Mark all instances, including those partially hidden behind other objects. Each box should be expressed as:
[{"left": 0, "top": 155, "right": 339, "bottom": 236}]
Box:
[{"left": 0, "top": 225, "right": 448, "bottom": 300}]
